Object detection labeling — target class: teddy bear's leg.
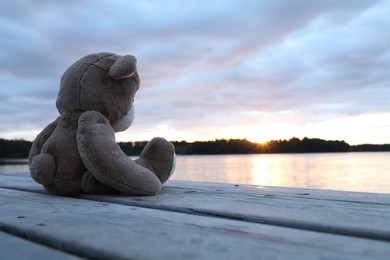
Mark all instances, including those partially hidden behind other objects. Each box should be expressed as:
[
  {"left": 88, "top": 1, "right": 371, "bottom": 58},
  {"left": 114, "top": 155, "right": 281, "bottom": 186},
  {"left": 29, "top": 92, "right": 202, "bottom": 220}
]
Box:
[
  {"left": 77, "top": 111, "right": 163, "bottom": 195},
  {"left": 135, "top": 137, "right": 176, "bottom": 184},
  {"left": 30, "top": 153, "right": 56, "bottom": 185},
  {"left": 29, "top": 117, "right": 59, "bottom": 164},
  {"left": 81, "top": 170, "right": 119, "bottom": 194},
  {"left": 29, "top": 118, "right": 59, "bottom": 185}
]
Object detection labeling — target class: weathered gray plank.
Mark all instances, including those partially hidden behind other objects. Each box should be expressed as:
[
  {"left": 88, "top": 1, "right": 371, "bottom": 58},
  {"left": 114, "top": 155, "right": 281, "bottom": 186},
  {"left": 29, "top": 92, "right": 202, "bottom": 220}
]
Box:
[
  {"left": 1, "top": 173, "right": 390, "bottom": 241},
  {"left": 84, "top": 183, "right": 390, "bottom": 241},
  {"left": 170, "top": 179, "right": 390, "bottom": 205},
  {"left": 3, "top": 173, "right": 389, "bottom": 204},
  {"left": 0, "top": 173, "right": 41, "bottom": 191},
  {"left": 1, "top": 188, "right": 390, "bottom": 260},
  {"left": 0, "top": 231, "right": 81, "bottom": 260}
]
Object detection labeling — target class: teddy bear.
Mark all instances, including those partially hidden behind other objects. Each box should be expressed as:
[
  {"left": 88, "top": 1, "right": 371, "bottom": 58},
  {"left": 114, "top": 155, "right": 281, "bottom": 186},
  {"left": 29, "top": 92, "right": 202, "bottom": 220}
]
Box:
[{"left": 28, "top": 52, "right": 176, "bottom": 196}]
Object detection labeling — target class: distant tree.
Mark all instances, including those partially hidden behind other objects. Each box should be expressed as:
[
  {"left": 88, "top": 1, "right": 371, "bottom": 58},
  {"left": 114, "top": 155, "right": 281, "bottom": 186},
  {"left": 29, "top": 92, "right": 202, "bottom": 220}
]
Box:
[
  {"left": 351, "top": 144, "right": 390, "bottom": 152},
  {"left": 0, "top": 139, "right": 32, "bottom": 158},
  {"left": 260, "top": 137, "right": 350, "bottom": 153}
]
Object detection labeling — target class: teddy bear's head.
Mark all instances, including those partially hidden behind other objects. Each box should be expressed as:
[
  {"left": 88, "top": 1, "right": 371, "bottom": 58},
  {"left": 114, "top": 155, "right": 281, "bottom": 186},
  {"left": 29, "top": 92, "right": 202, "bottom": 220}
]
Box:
[{"left": 56, "top": 52, "right": 140, "bottom": 131}]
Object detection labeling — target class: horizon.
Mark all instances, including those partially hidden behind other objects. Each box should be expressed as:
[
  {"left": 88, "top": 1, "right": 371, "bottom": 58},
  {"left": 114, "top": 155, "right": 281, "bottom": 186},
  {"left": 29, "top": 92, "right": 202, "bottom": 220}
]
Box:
[
  {"left": 1, "top": 1, "right": 390, "bottom": 146},
  {"left": 2, "top": 136, "right": 389, "bottom": 147}
]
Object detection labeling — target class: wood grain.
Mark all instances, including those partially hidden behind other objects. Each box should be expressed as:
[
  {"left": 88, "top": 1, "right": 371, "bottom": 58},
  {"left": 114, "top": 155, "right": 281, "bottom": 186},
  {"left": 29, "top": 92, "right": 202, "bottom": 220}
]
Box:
[{"left": 1, "top": 187, "right": 390, "bottom": 259}]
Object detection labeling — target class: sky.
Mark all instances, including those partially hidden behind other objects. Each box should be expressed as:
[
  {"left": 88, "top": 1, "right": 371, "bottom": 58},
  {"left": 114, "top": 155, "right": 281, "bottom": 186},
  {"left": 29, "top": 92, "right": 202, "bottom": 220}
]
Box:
[{"left": 1, "top": 0, "right": 389, "bottom": 145}]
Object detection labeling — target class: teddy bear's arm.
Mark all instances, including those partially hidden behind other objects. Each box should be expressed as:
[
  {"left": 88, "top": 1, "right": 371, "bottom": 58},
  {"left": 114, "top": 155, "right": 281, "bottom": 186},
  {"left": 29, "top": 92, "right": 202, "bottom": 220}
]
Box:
[
  {"left": 77, "top": 110, "right": 162, "bottom": 195},
  {"left": 28, "top": 117, "right": 60, "bottom": 164}
]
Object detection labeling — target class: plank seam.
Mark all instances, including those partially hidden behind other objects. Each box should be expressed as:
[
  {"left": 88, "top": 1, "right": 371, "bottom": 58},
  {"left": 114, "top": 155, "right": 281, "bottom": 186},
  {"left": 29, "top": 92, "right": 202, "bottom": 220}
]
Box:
[{"left": 0, "top": 222, "right": 132, "bottom": 260}]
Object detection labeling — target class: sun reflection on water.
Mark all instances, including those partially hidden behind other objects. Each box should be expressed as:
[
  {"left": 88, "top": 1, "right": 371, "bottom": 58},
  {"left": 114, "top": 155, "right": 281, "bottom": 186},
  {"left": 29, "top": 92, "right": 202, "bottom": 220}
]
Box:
[
  {"left": 249, "top": 155, "right": 302, "bottom": 188},
  {"left": 250, "top": 156, "right": 270, "bottom": 186}
]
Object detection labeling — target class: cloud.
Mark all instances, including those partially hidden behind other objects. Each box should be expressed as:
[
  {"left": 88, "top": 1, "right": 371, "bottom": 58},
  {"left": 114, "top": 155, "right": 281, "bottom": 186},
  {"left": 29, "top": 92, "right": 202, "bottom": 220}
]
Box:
[{"left": 0, "top": 0, "right": 389, "bottom": 144}]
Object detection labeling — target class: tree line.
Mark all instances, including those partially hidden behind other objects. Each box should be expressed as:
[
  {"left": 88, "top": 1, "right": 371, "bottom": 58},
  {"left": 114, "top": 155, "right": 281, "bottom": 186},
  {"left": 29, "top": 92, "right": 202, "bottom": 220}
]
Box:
[
  {"left": 1, "top": 137, "right": 389, "bottom": 158},
  {"left": 0, "top": 139, "right": 32, "bottom": 159}
]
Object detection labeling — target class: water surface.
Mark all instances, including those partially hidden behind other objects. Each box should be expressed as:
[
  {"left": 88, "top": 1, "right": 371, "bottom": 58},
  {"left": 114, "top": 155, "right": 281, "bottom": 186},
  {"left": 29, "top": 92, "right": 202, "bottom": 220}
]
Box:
[
  {"left": 2, "top": 152, "right": 389, "bottom": 193},
  {"left": 172, "top": 152, "right": 390, "bottom": 193}
]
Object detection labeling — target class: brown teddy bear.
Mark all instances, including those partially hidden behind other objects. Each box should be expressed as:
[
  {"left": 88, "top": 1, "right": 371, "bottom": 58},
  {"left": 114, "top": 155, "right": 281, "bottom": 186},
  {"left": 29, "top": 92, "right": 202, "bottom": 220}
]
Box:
[{"left": 28, "top": 52, "right": 176, "bottom": 196}]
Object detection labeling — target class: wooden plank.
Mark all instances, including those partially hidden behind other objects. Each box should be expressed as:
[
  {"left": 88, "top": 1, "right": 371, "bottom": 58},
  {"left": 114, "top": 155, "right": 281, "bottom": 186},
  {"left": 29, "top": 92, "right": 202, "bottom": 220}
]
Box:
[
  {"left": 0, "top": 173, "right": 43, "bottom": 193},
  {"left": 170, "top": 179, "right": 390, "bottom": 205},
  {"left": 85, "top": 183, "right": 390, "bottom": 241},
  {"left": 3, "top": 172, "right": 389, "bottom": 204},
  {"left": 1, "top": 174, "right": 389, "bottom": 241},
  {"left": 0, "top": 231, "right": 80, "bottom": 259},
  {"left": 1, "top": 188, "right": 390, "bottom": 260}
]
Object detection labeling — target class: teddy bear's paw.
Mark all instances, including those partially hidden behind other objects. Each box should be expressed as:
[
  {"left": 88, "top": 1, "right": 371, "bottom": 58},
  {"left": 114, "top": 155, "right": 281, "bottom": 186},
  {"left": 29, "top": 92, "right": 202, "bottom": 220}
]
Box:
[
  {"left": 29, "top": 153, "right": 56, "bottom": 185},
  {"left": 136, "top": 137, "right": 176, "bottom": 184},
  {"left": 81, "top": 171, "right": 118, "bottom": 194}
]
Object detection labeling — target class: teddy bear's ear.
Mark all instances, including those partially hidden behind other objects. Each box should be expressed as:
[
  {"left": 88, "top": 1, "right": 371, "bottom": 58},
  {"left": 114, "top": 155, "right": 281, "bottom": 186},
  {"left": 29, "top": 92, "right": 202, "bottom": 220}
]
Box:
[{"left": 109, "top": 55, "right": 137, "bottom": 80}]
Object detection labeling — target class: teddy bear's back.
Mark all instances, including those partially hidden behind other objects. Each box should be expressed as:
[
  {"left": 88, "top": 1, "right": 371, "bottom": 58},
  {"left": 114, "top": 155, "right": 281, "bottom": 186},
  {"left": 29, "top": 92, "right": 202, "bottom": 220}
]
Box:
[{"left": 42, "top": 112, "right": 86, "bottom": 195}]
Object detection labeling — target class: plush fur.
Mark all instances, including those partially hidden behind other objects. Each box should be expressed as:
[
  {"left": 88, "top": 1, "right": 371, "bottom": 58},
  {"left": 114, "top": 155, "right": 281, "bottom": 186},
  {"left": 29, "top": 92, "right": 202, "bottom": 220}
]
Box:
[{"left": 29, "top": 52, "right": 176, "bottom": 196}]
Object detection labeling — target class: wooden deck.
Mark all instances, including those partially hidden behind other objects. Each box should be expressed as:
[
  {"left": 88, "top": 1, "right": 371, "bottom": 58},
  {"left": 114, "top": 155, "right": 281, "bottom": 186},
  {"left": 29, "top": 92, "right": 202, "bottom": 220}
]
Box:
[{"left": 1, "top": 172, "right": 389, "bottom": 259}]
